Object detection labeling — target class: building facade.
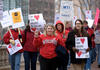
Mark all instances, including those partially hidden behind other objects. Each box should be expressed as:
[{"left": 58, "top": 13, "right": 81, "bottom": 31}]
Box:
[{"left": 29, "top": 0, "right": 55, "bottom": 23}]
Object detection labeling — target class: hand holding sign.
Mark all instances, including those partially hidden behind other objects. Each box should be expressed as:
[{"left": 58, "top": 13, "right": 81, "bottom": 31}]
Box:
[
  {"left": 75, "top": 37, "right": 89, "bottom": 58},
  {"left": 9, "top": 39, "right": 15, "bottom": 45},
  {"left": 7, "top": 39, "right": 23, "bottom": 55}
]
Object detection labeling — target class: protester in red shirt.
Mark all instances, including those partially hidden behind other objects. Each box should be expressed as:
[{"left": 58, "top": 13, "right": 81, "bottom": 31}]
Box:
[
  {"left": 33, "top": 23, "right": 65, "bottom": 70},
  {"left": 55, "top": 20, "right": 69, "bottom": 70},
  {"left": 65, "top": 21, "right": 72, "bottom": 31},
  {"left": 83, "top": 20, "right": 96, "bottom": 70},
  {"left": 3, "top": 28, "right": 23, "bottom": 70},
  {"left": 22, "top": 22, "right": 38, "bottom": 70}
]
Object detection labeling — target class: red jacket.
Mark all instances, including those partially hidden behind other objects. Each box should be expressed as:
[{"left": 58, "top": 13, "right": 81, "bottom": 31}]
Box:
[
  {"left": 55, "top": 20, "right": 69, "bottom": 48},
  {"left": 87, "top": 28, "right": 95, "bottom": 48},
  {"left": 22, "top": 30, "right": 38, "bottom": 52},
  {"left": 33, "top": 34, "right": 63, "bottom": 59},
  {"left": 3, "top": 29, "right": 23, "bottom": 53}
]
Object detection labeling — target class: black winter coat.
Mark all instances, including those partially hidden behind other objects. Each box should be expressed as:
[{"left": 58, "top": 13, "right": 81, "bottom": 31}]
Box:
[{"left": 66, "top": 30, "right": 92, "bottom": 64}]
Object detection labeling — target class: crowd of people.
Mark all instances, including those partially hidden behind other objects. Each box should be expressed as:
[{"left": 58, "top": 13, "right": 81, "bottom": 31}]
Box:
[{"left": 2, "top": 18, "right": 100, "bottom": 70}]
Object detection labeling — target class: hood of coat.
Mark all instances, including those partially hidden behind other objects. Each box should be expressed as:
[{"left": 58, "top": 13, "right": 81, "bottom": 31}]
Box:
[{"left": 55, "top": 20, "right": 64, "bottom": 33}]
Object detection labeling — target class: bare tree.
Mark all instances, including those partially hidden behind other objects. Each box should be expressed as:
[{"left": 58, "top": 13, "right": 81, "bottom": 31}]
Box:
[{"left": 76, "top": 0, "right": 100, "bottom": 19}]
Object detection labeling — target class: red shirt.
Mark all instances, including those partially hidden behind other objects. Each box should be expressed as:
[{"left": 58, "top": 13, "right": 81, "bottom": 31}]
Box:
[
  {"left": 33, "top": 34, "right": 63, "bottom": 59},
  {"left": 3, "top": 29, "right": 23, "bottom": 53},
  {"left": 22, "top": 30, "right": 38, "bottom": 52}
]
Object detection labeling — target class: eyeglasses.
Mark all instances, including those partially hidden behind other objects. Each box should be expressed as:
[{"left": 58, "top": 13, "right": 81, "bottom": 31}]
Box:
[{"left": 76, "top": 23, "right": 81, "bottom": 24}]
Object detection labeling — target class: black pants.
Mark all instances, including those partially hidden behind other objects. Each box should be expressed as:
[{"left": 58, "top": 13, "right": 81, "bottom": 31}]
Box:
[
  {"left": 57, "top": 53, "right": 69, "bottom": 70},
  {"left": 24, "top": 51, "right": 38, "bottom": 70},
  {"left": 39, "top": 56, "right": 57, "bottom": 70}
]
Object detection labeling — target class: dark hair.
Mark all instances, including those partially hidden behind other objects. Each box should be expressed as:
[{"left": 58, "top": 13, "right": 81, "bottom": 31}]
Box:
[
  {"left": 83, "top": 20, "right": 88, "bottom": 24},
  {"left": 75, "top": 19, "right": 83, "bottom": 25},
  {"left": 25, "top": 20, "right": 31, "bottom": 32},
  {"left": 74, "top": 19, "right": 89, "bottom": 37},
  {"left": 55, "top": 23, "right": 64, "bottom": 33},
  {"left": 22, "top": 20, "right": 31, "bottom": 46}
]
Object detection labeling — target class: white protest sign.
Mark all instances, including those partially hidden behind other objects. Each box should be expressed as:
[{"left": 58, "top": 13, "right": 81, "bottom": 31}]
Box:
[
  {"left": 1, "top": 11, "right": 12, "bottom": 28},
  {"left": 0, "top": 0, "right": 3, "bottom": 21},
  {"left": 72, "top": 16, "right": 77, "bottom": 27},
  {"left": 76, "top": 49, "right": 89, "bottom": 58},
  {"left": 60, "top": 1, "right": 74, "bottom": 21},
  {"left": 9, "top": 8, "right": 25, "bottom": 28},
  {"left": 85, "top": 10, "right": 92, "bottom": 19},
  {"left": 54, "top": 13, "right": 60, "bottom": 25},
  {"left": 86, "top": 19, "right": 94, "bottom": 28},
  {"left": 7, "top": 39, "right": 23, "bottom": 55},
  {"left": 75, "top": 37, "right": 89, "bottom": 58},
  {"left": 29, "top": 14, "right": 46, "bottom": 31}
]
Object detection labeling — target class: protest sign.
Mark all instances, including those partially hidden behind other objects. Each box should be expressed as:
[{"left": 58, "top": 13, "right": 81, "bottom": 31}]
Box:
[
  {"left": 85, "top": 10, "right": 92, "bottom": 19},
  {"left": 60, "top": 1, "right": 74, "bottom": 21},
  {"left": 29, "top": 14, "right": 46, "bottom": 31},
  {"left": 7, "top": 39, "right": 23, "bottom": 55},
  {"left": 72, "top": 16, "right": 77, "bottom": 27},
  {"left": 86, "top": 19, "right": 94, "bottom": 28},
  {"left": 75, "top": 37, "right": 89, "bottom": 58},
  {"left": 9, "top": 8, "right": 25, "bottom": 28},
  {"left": 1, "top": 11, "right": 12, "bottom": 28},
  {"left": 54, "top": 13, "right": 60, "bottom": 25}
]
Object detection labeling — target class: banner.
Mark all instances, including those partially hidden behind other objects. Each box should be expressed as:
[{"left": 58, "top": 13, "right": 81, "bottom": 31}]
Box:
[
  {"left": 29, "top": 14, "right": 46, "bottom": 31},
  {"left": 1, "top": 11, "right": 12, "bottom": 28},
  {"left": 60, "top": 1, "right": 74, "bottom": 21},
  {"left": 75, "top": 37, "right": 89, "bottom": 58},
  {"left": 7, "top": 39, "right": 23, "bottom": 55},
  {"left": 94, "top": 8, "right": 99, "bottom": 26},
  {"left": 9, "top": 8, "right": 25, "bottom": 28}
]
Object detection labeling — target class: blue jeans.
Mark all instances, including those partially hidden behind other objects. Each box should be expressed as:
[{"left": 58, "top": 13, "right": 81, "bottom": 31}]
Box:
[
  {"left": 84, "top": 48, "right": 96, "bottom": 70},
  {"left": 84, "top": 50, "right": 92, "bottom": 70},
  {"left": 9, "top": 53, "right": 22, "bottom": 70},
  {"left": 24, "top": 51, "right": 38, "bottom": 70},
  {"left": 96, "top": 44, "right": 100, "bottom": 65}
]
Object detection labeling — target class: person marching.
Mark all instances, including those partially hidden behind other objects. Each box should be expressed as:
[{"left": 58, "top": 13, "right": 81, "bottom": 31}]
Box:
[
  {"left": 94, "top": 24, "right": 100, "bottom": 68},
  {"left": 33, "top": 23, "right": 64, "bottom": 70},
  {"left": 55, "top": 20, "right": 69, "bottom": 70},
  {"left": 3, "top": 28, "right": 23, "bottom": 70},
  {"left": 66, "top": 19, "right": 92, "bottom": 70},
  {"left": 83, "top": 20, "right": 96, "bottom": 70},
  {"left": 22, "top": 21, "right": 38, "bottom": 70}
]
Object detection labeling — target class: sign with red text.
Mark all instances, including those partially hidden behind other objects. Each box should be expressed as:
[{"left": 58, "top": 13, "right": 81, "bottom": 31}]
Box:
[
  {"left": 75, "top": 37, "right": 89, "bottom": 58},
  {"left": 29, "top": 14, "right": 46, "bottom": 31},
  {"left": 7, "top": 39, "right": 23, "bottom": 55},
  {"left": 85, "top": 10, "right": 92, "bottom": 19}
]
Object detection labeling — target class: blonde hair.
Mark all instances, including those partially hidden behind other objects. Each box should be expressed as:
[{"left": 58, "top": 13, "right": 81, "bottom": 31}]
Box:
[{"left": 43, "top": 23, "right": 56, "bottom": 36}]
